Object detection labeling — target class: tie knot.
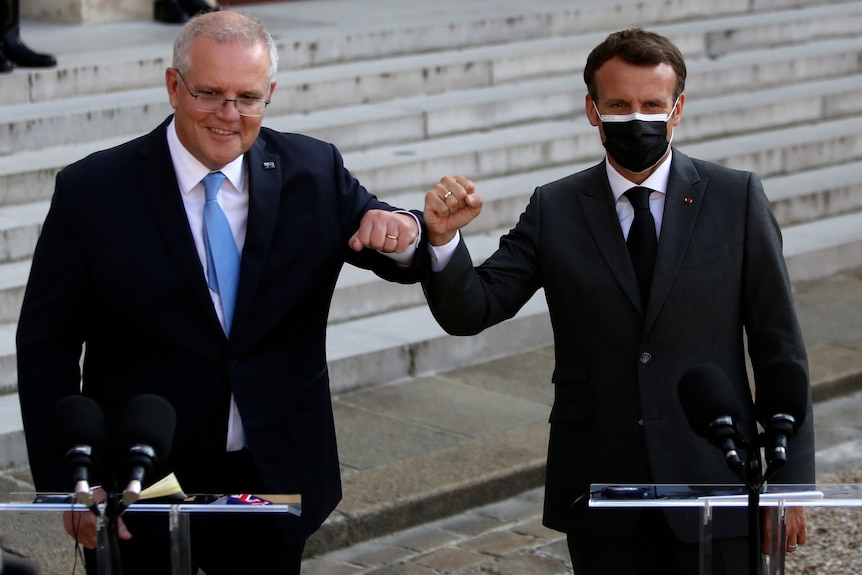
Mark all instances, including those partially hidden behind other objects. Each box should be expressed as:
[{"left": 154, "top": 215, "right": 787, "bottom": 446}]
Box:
[
  {"left": 202, "top": 171, "right": 227, "bottom": 202},
  {"left": 625, "top": 186, "right": 653, "bottom": 210}
]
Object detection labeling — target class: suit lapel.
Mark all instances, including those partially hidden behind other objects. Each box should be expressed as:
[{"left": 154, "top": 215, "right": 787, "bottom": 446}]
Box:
[
  {"left": 644, "top": 151, "right": 706, "bottom": 331},
  {"left": 577, "top": 165, "right": 643, "bottom": 312},
  {"left": 137, "top": 122, "right": 221, "bottom": 329},
  {"left": 231, "top": 138, "right": 282, "bottom": 336}
]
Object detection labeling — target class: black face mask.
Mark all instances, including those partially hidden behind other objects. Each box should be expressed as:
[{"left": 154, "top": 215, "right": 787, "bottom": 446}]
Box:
[{"left": 595, "top": 101, "right": 677, "bottom": 173}]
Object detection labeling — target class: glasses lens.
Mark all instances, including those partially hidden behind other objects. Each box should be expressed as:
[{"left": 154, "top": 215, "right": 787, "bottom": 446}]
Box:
[
  {"left": 236, "top": 99, "right": 265, "bottom": 117},
  {"left": 196, "top": 95, "right": 225, "bottom": 113}
]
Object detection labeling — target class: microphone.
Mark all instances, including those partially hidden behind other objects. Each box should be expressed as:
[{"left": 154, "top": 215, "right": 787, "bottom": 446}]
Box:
[
  {"left": 0, "top": 550, "right": 38, "bottom": 575},
  {"left": 755, "top": 360, "right": 808, "bottom": 478},
  {"left": 52, "top": 395, "right": 106, "bottom": 512},
  {"left": 678, "top": 364, "right": 746, "bottom": 480},
  {"left": 115, "top": 394, "right": 177, "bottom": 511}
]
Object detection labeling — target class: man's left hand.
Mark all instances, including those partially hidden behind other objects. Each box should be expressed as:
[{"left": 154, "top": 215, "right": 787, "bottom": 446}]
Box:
[
  {"left": 349, "top": 210, "right": 419, "bottom": 253},
  {"left": 762, "top": 506, "right": 808, "bottom": 555}
]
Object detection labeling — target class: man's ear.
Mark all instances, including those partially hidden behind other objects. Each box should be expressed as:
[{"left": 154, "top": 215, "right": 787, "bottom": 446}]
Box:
[
  {"left": 166, "top": 68, "right": 181, "bottom": 109},
  {"left": 585, "top": 95, "right": 600, "bottom": 127}
]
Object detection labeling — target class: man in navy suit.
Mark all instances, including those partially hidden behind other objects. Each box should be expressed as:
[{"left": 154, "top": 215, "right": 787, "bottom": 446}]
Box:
[
  {"left": 17, "top": 10, "right": 428, "bottom": 574},
  {"left": 422, "top": 29, "right": 815, "bottom": 574}
]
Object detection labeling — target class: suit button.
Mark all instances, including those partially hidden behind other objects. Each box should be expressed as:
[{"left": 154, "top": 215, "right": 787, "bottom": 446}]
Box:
[{"left": 639, "top": 352, "right": 652, "bottom": 364}]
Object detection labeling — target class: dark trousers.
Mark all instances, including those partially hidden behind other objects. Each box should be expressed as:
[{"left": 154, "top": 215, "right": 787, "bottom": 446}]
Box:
[
  {"left": 85, "top": 449, "right": 304, "bottom": 575},
  {"left": 566, "top": 510, "right": 765, "bottom": 575}
]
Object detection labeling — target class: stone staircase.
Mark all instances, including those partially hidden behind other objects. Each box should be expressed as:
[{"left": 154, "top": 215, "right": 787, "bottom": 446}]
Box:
[{"left": 1, "top": 0, "right": 861, "bottom": 470}]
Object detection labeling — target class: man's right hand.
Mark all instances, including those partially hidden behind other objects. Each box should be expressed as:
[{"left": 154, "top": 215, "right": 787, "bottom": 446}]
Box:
[
  {"left": 424, "top": 176, "right": 482, "bottom": 246},
  {"left": 63, "top": 487, "right": 132, "bottom": 549}
]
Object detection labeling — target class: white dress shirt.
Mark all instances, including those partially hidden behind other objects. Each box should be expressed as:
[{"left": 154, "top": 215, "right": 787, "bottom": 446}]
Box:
[
  {"left": 607, "top": 149, "right": 672, "bottom": 241},
  {"left": 166, "top": 119, "right": 420, "bottom": 450}
]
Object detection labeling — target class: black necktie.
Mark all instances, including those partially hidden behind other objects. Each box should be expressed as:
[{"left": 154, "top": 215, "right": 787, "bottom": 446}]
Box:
[{"left": 624, "top": 186, "right": 658, "bottom": 304}]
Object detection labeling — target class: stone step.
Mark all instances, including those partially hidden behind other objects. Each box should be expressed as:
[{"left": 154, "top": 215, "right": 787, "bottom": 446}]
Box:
[
  {"left": 691, "top": 0, "right": 862, "bottom": 57},
  {"left": 4, "top": 14, "right": 861, "bottom": 155},
  {"left": 344, "top": 113, "right": 862, "bottom": 198},
  {"left": 767, "top": 161, "right": 862, "bottom": 226},
  {"left": 0, "top": 388, "right": 27, "bottom": 470},
  {"left": 784, "top": 210, "right": 862, "bottom": 283},
  {"left": 5, "top": 46, "right": 862, "bottom": 162},
  {"left": 1, "top": 69, "right": 857, "bottom": 258},
  {"left": 5, "top": 0, "right": 852, "bottom": 106},
  {"left": 0, "top": 31, "right": 858, "bottom": 201}
]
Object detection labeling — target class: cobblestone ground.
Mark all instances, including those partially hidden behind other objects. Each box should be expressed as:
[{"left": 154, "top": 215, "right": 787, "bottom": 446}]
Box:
[
  {"left": 305, "top": 470, "right": 862, "bottom": 575},
  {"left": 303, "top": 488, "right": 571, "bottom": 575}
]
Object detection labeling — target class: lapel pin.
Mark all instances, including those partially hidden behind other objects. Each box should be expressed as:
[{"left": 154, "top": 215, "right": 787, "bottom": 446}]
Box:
[
  {"left": 684, "top": 197, "right": 694, "bottom": 204},
  {"left": 263, "top": 161, "right": 276, "bottom": 170}
]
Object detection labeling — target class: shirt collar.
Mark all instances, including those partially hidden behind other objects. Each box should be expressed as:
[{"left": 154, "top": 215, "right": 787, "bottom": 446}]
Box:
[
  {"left": 166, "top": 118, "right": 246, "bottom": 195},
  {"left": 607, "top": 149, "right": 673, "bottom": 204}
]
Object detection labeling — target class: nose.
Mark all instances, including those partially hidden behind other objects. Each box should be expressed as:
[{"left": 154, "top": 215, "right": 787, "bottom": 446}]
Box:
[{"left": 215, "top": 98, "right": 242, "bottom": 120}]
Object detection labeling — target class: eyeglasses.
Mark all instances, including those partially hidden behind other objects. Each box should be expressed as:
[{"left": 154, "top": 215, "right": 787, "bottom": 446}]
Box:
[{"left": 174, "top": 69, "right": 270, "bottom": 117}]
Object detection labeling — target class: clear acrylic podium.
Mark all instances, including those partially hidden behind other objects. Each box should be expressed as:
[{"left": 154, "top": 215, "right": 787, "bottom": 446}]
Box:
[
  {"left": 590, "top": 483, "right": 862, "bottom": 575},
  {"left": 1, "top": 492, "right": 301, "bottom": 575}
]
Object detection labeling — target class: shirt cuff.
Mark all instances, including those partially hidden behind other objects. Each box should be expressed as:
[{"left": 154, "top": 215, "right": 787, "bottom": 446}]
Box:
[{"left": 428, "top": 231, "right": 461, "bottom": 272}]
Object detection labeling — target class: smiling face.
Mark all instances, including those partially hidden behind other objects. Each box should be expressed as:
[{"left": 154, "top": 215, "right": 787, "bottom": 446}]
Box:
[{"left": 166, "top": 36, "right": 276, "bottom": 171}]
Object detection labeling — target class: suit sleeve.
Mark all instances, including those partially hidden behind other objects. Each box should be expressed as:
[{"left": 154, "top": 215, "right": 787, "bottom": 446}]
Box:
[
  {"left": 16, "top": 171, "right": 91, "bottom": 491},
  {"left": 324, "top": 141, "right": 429, "bottom": 284},
  {"left": 741, "top": 172, "right": 815, "bottom": 484},
  {"left": 423, "top": 188, "right": 543, "bottom": 335}
]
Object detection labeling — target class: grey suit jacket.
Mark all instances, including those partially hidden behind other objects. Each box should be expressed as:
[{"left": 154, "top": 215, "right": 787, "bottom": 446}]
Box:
[{"left": 423, "top": 150, "right": 815, "bottom": 541}]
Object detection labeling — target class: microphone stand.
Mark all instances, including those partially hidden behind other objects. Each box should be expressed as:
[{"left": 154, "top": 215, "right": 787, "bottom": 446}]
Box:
[
  {"left": 95, "top": 491, "right": 124, "bottom": 575},
  {"left": 744, "top": 447, "right": 763, "bottom": 575},
  {"left": 724, "top": 434, "right": 763, "bottom": 575}
]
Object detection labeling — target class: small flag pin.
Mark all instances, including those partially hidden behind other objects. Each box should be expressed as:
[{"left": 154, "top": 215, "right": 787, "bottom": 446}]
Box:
[{"left": 263, "top": 161, "right": 276, "bottom": 170}]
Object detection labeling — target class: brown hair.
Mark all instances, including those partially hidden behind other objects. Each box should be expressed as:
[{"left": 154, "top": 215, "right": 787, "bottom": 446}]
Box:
[{"left": 584, "top": 29, "right": 686, "bottom": 103}]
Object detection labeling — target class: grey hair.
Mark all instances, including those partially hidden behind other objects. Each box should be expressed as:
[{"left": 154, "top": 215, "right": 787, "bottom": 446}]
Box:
[{"left": 172, "top": 11, "right": 279, "bottom": 84}]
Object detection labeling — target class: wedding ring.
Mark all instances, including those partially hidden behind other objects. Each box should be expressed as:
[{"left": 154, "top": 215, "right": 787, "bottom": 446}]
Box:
[
  {"left": 443, "top": 190, "right": 453, "bottom": 200},
  {"left": 386, "top": 234, "right": 398, "bottom": 240},
  {"left": 788, "top": 544, "right": 798, "bottom": 550}
]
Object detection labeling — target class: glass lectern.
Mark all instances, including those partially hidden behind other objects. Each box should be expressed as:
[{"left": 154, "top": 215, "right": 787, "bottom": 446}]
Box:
[
  {"left": 1, "top": 492, "right": 301, "bottom": 575},
  {"left": 590, "top": 483, "right": 862, "bottom": 575}
]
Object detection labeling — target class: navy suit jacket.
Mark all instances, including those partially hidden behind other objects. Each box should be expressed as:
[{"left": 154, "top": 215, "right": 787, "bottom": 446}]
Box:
[
  {"left": 424, "top": 150, "right": 815, "bottom": 541},
  {"left": 17, "top": 116, "right": 427, "bottom": 542}
]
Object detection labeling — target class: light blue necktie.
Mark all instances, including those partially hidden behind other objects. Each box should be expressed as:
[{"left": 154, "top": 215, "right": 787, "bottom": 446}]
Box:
[{"left": 202, "top": 171, "right": 240, "bottom": 334}]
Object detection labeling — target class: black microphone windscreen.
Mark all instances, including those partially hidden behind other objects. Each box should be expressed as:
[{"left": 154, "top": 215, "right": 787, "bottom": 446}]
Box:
[
  {"left": 0, "top": 555, "right": 39, "bottom": 575},
  {"left": 118, "top": 394, "right": 177, "bottom": 460},
  {"left": 678, "top": 363, "right": 739, "bottom": 437},
  {"left": 52, "top": 395, "right": 106, "bottom": 454},
  {"left": 755, "top": 360, "right": 808, "bottom": 426}
]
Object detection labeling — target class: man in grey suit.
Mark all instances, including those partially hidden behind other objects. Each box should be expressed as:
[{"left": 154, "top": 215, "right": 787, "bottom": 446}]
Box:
[{"left": 421, "top": 29, "right": 814, "bottom": 574}]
